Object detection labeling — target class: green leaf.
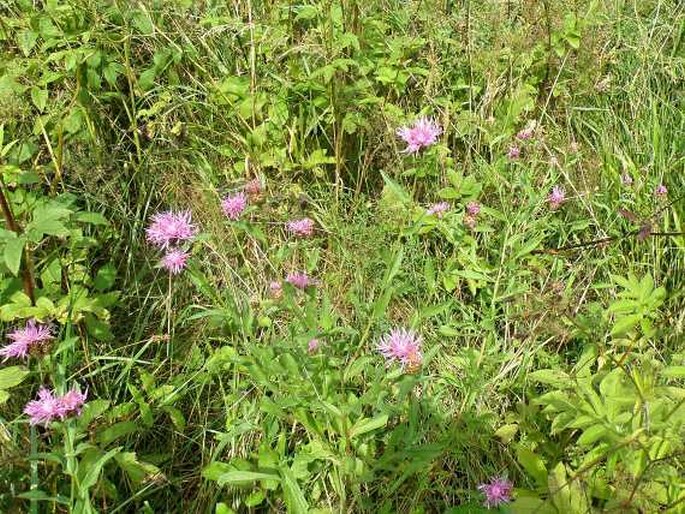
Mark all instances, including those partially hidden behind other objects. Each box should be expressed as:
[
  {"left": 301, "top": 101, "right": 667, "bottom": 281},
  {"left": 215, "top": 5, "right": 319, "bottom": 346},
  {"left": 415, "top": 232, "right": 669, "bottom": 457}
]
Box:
[
  {"left": 114, "top": 452, "right": 161, "bottom": 485},
  {"left": 216, "top": 470, "right": 279, "bottom": 486},
  {"left": 577, "top": 424, "right": 609, "bottom": 447},
  {"left": 611, "top": 313, "right": 642, "bottom": 336},
  {"left": 516, "top": 446, "right": 547, "bottom": 486},
  {"left": 75, "top": 212, "right": 109, "bottom": 225},
  {"left": 528, "top": 369, "right": 571, "bottom": 388},
  {"left": 349, "top": 414, "right": 388, "bottom": 439},
  {"left": 663, "top": 366, "right": 685, "bottom": 379},
  {"left": 96, "top": 421, "right": 138, "bottom": 445},
  {"left": 0, "top": 366, "right": 29, "bottom": 390},
  {"left": 4, "top": 236, "right": 25, "bottom": 276},
  {"left": 30, "top": 88, "right": 48, "bottom": 112},
  {"left": 78, "top": 447, "right": 121, "bottom": 491},
  {"left": 280, "top": 465, "right": 308, "bottom": 513}
]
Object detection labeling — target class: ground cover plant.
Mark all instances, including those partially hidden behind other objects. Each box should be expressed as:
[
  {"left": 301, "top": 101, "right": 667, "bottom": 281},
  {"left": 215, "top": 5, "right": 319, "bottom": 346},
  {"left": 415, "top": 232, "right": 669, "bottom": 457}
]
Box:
[{"left": 0, "top": 0, "right": 684, "bottom": 512}]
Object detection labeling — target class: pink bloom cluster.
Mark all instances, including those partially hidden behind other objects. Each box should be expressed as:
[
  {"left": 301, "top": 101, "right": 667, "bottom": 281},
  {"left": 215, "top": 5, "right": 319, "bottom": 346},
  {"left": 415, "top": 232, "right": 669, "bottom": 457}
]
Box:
[
  {"left": 507, "top": 145, "right": 520, "bottom": 159},
  {"left": 397, "top": 117, "right": 442, "bottom": 154},
  {"left": 378, "top": 328, "right": 423, "bottom": 371},
  {"left": 478, "top": 476, "right": 513, "bottom": 508},
  {"left": 287, "top": 217, "right": 315, "bottom": 238},
  {"left": 161, "top": 248, "right": 189, "bottom": 275},
  {"left": 655, "top": 184, "right": 668, "bottom": 198},
  {"left": 308, "top": 338, "right": 321, "bottom": 353},
  {"left": 24, "top": 386, "right": 87, "bottom": 426},
  {"left": 221, "top": 192, "right": 247, "bottom": 220},
  {"left": 548, "top": 185, "right": 566, "bottom": 210},
  {"left": 146, "top": 210, "right": 198, "bottom": 275},
  {"left": 286, "top": 272, "right": 317, "bottom": 290},
  {"left": 426, "top": 202, "right": 450, "bottom": 218},
  {"left": 0, "top": 320, "right": 53, "bottom": 360},
  {"left": 145, "top": 210, "right": 197, "bottom": 250},
  {"left": 464, "top": 201, "right": 481, "bottom": 229},
  {"left": 244, "top": 177, "right": 263, "bottom": 197}
]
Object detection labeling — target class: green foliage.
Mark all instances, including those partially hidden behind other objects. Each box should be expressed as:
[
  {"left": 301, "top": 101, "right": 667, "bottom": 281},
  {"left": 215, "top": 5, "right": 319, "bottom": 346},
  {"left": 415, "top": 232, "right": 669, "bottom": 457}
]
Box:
[{"left": 0, "top": 0, "right": 683, "bottom": 512}]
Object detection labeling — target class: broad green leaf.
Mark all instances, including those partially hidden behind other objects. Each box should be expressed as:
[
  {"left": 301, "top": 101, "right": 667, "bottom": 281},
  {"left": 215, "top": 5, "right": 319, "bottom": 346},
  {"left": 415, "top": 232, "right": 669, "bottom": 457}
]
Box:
[
  {"left": 0, "top": 366, "right": 29, "bottom": 390},
  {"left": 663, "top": 366, "right": 685, "bottom": 379},
  {"left": 280, "top": 465, "right": 308, "bottom": 513},
  {"left": 4, "top": 236, "right": 25, "bottom": 276},
  {"left": 350, "top": 414, "right": 388, "bottom": 439},
  {"left": 528, "top": 369, "right": 571, "bottom": 388},
  {"left": 30, "top": 87, "right": 48, "bottom": 111},
  {"left": 216, "top": 471, "right": 279, "bottom": 486},
  {"left": 78, "top": 447, "right": 121, "bottom": 491},
  {"left": 516, "top": 446, "right": 547, "bottom": 486}
]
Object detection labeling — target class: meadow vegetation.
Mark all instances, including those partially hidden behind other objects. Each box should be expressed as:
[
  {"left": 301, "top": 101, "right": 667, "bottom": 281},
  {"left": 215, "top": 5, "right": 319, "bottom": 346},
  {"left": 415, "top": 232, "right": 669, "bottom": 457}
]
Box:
[{"left": 0, "top": 0, "right": 684, "bottom": 512}]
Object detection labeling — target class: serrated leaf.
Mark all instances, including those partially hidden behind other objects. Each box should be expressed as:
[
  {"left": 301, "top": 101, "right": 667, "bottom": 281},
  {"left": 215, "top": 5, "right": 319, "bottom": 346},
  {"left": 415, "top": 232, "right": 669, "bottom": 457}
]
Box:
[{"left": 516, "top": 446, "right": 547, "bottom": 486}]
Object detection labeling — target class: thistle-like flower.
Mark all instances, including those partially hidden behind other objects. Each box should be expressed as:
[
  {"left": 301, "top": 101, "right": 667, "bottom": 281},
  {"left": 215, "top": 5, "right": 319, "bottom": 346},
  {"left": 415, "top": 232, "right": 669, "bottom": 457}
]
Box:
[
  {"left": 287, "top": 218, "right": 315, "bottom": 237},
  {"left": 426, "top": 202, "right": 450, "bottom": 218},
  {"left": 23, "top": 386, "right": 87, "bottom": 426},
  {"left": 145, "top": 210, "right": 197, "bottom": 249},
  {"left": 478, "top": 476, "right": 513, "bottom": 509},
  {"left": 397, "top": 117, "right": 442, "bottom": 154},
  {"left": 507, "top": 145, "right": 520, "bottom": 159},
  {"left": 378, "top": 328, "right": 423, "bottom": 371},
  {"left": 655, "top": 184, "right": 668, "bottom": 198},
  {"left": 286, "top": 272, "right": 316, "bottom": 290},
  {"left": 0, "top": 320, "right": 53, "bottom": 360},
  {"left": 221, "top": 192, "right": 248, "bottom": 220},
  {"left": 548, "top": 185, "right": 566, "bottom": 210},
  {"left": 161, "top": 248, "right": 189, "bottom": 275}
]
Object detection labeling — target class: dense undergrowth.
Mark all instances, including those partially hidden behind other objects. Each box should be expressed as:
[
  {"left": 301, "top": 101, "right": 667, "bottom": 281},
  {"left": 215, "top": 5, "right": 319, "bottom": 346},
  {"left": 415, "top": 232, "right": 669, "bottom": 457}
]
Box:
[{"left": 0, "top": 0, "right": 684, "bottom": 512}]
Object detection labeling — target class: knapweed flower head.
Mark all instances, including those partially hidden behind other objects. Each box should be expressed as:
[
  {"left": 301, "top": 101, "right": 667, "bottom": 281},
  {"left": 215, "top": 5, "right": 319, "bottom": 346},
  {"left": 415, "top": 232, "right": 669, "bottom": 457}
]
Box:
[
  {"left": 621, "top": 173, "right": 633, "bottom": 186},
  {"left": 244, "top": 177, "right": 263, "bottom": 196},
  {"left": 161, "top": 248, "right": 189, "bottom": 275},
  {"left": 0, "top": 319, "right": 53, "bottom": 360},
  {"left": 308, "top": 338, "right": 321, "bottom": 353},
  {"left": 466, "top": 201, "right": 481, "bottom": 217},
  {"left": 426, "top": 202, "right": 450, "bottom": 218},
  {"left": 286, "top": 272, "right": 316, "bottom": 290},
  {"left": 269, "top": 280, "right": 283, "bottom": 299},
  {"left": 655, "top": 184, "right": 668, "bottom": 198},
  {"left": 478, "top": 476, "right": 513, "bottom": 509},
  {"left": 145, "top": 210, "right": 197, "bottom": 249},
  {"left": 378, "top": 328, "right": 423, "bottom": 371},
  {"left": 548, "top": 185, "right": 566, "bottom": 210},
  {"left": 396, "top": 117, "right": 442, "bottom": 154},
  {"left": 507, "top": 145, "right": 520, "bottom": 159},
  {"left": 516, "top": 120, "right": 536, "bottom": 140},
  {"left": 221, "top": 192, "right": 247, "bottom": 220},
  {"left": 287, "top": 217, "right": 315, "bottom": 237},
  {"left": 23, "top": 386, "right": 87, "bottom": 426}
]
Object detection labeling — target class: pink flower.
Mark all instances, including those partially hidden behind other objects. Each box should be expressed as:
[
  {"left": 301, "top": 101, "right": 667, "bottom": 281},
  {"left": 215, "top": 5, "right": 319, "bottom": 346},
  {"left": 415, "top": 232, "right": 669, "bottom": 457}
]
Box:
[
  {"left": 426, "top": 202, "right": 450, "bottom": 218},
  {"left": 507, "top": 145, "right": 520, "bottom": 159},
  {"left": 0, "top": 320, "right": 53, "bottom": 360},
  {"left": 160, "top": 248, "right": 189, "bottom": 275},
  {"left": 286, "top": 272, "right": 316, "bottom": 290},
  {"left": 23, "top": 386, "right": 87, "bottom": 426},
  {"left": 221, "top": 192, "right": 247, "bottom": 220},
  {"left": 548, "top": 185, "right": 566, "bottom": 210},
  {"left": 269, "top": 281, "right": 283, "bottom": 298},
  {"left": 287, "top": 218, "right": 315, "bottom": 237},
  {"left": 516, "top": 121, "right": 536, "bottom": 140},
  {"left": 378, "top": 328, "right": 423, "bottom": 370},
  {"left": 396, "top": 117, "right": 442, "bottom": 154},
  {"left": 145, "top": 210, "right": 197, "bottom": 249},
  {"left": 478, "top": 477, "right": 513, "bottom": 508},
  {"left": 58, "top": 388, "right": 87, "bottom": 416},
  {"left": 466, "top": 201, "right": 481, "bottom": 217},
  {"left": 621, "top": 174, "right": 633, "bottom": 186},
  {"left": 244, "top": 178, "right": 263, "bottom": 196},
  {"left": 308, "top": 338, "right": 321, "bottom": 353},
  {"left": 655, "top": 184, "right": 668, "bottom": 198}
]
